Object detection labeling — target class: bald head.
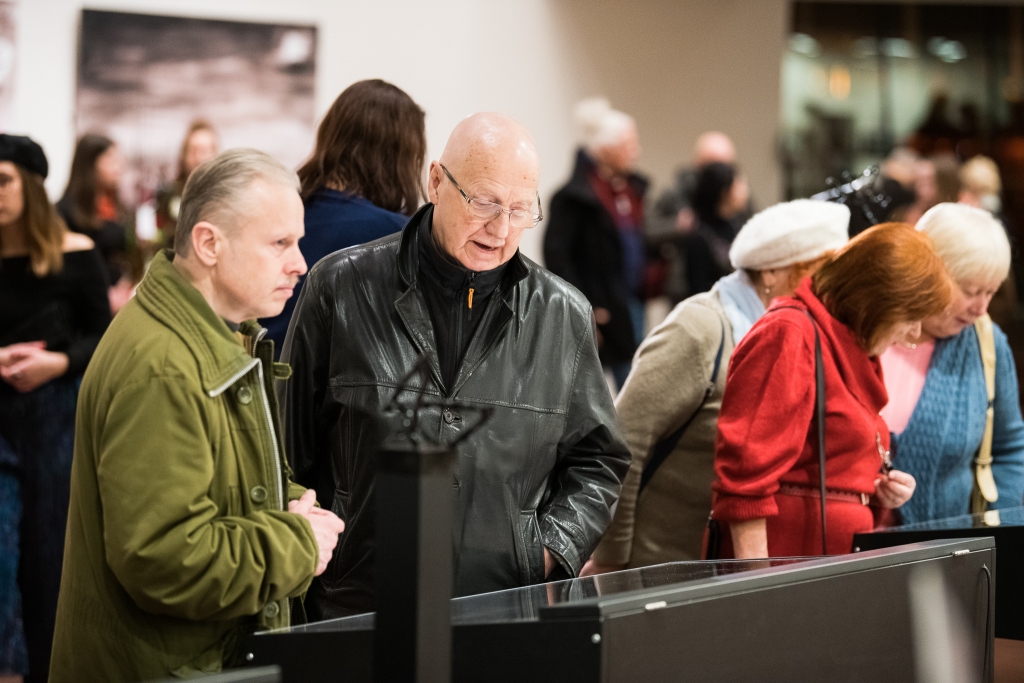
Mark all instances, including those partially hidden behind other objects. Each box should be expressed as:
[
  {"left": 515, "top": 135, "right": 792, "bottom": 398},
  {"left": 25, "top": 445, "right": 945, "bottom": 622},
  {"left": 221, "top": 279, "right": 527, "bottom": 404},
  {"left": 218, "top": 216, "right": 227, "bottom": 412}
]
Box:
[
  {"left": 694, "top": 131, "right": 736, "bottom": 167},
  {"left": 428, "top": 113, "right": 541, "bottom": 271},
  {"left": 439, "top": 112, "right": 539, "bottom": 182}
]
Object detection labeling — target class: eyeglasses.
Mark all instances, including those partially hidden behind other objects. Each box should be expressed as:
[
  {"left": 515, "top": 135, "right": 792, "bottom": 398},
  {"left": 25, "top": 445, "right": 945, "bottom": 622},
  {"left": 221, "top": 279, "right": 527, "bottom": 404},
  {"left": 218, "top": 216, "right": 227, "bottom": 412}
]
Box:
[{"left": 440, "top": 164, "right": 543, "bottom": 229}]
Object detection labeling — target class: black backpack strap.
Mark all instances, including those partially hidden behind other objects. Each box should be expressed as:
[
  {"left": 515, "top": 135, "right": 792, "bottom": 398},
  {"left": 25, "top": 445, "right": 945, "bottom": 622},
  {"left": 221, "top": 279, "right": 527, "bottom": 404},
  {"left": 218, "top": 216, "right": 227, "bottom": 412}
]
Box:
[
  {"left": 775, "top": 306, "right": 828, "bottom": 555},
  {"left": 639, "top": 317, "right": 727, "bottom": 493}
]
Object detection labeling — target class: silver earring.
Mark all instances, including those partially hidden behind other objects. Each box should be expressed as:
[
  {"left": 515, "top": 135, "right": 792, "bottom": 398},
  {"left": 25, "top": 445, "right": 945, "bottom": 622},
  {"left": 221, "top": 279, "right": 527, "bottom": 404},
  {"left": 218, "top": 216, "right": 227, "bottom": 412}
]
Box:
[
  {"left": 764, "top": 287, "right": 771, "bottom": 295},
  {"left": 903, "top": 342, "right": 917, "bottom": 350}
]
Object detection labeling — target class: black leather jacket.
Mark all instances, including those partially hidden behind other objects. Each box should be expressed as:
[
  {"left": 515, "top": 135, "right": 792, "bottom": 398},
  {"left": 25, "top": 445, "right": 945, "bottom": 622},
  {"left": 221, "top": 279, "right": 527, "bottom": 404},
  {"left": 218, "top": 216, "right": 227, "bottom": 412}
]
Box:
[{"left": 280, "top": 205, "right": 630, "bottom": 618}]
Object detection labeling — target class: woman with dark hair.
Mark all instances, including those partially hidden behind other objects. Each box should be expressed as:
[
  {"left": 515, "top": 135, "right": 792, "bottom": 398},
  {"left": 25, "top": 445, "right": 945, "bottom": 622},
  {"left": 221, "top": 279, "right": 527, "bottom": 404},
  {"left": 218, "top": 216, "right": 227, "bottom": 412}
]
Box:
[
  {"left": 0, "top": 135, "right": 110, "bottom": 682},
  {"left": 155, "top": 120, "right": 219, "bottom": 249},
  {"left": 684, "top": 162, "right": 750, "bottom": 295},
  {"left": 263, "top": 79, "right": 426, "bottom": 353},
  {"left": 56, "top": 134, "right": 132, "bottom": 312},
  {"left": 711, "top": 223, "right": 952, "bottom": 559}
]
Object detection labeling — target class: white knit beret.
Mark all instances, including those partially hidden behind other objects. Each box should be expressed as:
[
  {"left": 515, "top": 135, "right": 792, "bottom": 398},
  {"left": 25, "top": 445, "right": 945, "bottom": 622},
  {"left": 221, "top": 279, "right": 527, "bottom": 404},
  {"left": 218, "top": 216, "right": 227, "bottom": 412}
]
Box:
[{"left": 729, "top": 199, "right": 850, "bottom": 271}]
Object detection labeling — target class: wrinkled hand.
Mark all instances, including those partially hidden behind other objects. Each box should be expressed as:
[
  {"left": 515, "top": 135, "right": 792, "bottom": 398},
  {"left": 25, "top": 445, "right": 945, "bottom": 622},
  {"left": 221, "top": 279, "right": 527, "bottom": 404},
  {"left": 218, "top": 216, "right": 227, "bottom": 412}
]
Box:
[
  {"left": 873, "top": 470, "right": 916, "bottom": 509},
  {"left": 289, "top": 489, "right": 346, "bottom": 576},
  {"left": 0, "top": 343, "right": 68, "bottom": 393},
  {"left": 580, "top": 559, "right": 626, "bottom": 577}
]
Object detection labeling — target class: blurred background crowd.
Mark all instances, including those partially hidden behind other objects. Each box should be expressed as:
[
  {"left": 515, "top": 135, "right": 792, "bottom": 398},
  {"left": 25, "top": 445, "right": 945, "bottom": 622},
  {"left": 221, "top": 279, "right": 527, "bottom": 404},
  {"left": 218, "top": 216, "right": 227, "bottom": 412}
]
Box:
[{"left": 6, "top": 0, "right": 1024, "bottom": 681}]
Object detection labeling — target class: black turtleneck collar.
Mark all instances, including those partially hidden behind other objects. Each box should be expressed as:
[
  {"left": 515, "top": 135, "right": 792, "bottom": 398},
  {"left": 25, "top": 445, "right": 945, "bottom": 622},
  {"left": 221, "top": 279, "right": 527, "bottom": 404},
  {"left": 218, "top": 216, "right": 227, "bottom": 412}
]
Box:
[{"left": 416, "top": 212, "right": 508, "bottom": 298}]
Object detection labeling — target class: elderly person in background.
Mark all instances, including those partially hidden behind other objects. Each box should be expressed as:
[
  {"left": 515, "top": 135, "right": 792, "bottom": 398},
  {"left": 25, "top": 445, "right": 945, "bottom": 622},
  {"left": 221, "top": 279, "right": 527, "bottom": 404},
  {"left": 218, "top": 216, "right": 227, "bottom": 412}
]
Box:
[
  {"left": 50, "top": 149, "right": 345, "bottom": 682},
  {"left": 543, "top": 98, "right": 648, "bottom": 390},
  {"left": 282, "top": 113, "right": 630, "bottom": 619},
  {"left": 880, "top": 203, "right": 1024, "bottom": 523},
  {"left": 582, "top": 200, "right": 849, "bottom": 575},
  {"left": 714, "top": 223, "right": 953, "bottom": 559}
]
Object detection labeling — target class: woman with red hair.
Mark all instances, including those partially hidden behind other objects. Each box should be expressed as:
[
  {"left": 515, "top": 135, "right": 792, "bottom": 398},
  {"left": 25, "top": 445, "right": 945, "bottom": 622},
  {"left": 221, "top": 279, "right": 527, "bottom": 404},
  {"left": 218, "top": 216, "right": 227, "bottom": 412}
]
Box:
[{"left": 711, "top": 223, "right": 953, "bottom": 558}]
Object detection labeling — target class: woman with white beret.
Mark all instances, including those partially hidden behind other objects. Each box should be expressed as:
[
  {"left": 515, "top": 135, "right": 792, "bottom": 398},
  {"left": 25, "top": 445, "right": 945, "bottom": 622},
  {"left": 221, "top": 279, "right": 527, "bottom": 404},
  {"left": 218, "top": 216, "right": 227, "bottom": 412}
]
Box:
[
  {"left": 881, "top": 203, "right": 1024, "bottom": 523},
  {"left": 582, "top": 199, "right": 850, "bottom": 574}
]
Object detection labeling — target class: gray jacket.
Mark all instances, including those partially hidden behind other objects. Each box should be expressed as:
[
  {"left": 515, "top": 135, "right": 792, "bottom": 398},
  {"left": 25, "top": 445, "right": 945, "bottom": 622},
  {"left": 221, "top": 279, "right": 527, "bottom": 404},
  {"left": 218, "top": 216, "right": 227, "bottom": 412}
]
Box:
[{"left": 592, "top": 291, "right": 734, "bottom": 566}]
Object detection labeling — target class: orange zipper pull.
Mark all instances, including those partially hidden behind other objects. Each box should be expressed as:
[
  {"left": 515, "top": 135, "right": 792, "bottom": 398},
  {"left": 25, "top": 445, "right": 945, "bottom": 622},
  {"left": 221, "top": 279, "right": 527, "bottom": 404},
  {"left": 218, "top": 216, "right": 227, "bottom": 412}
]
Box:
[{"left": 468, "top": 288, "right": 475, "bottom": 309}]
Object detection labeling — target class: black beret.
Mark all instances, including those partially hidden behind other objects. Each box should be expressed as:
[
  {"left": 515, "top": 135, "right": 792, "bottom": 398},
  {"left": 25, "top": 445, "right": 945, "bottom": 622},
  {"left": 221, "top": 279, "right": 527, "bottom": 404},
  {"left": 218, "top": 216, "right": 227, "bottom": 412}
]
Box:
[{"left": 0, "top": 134, "right": 48, "bottom": 180}]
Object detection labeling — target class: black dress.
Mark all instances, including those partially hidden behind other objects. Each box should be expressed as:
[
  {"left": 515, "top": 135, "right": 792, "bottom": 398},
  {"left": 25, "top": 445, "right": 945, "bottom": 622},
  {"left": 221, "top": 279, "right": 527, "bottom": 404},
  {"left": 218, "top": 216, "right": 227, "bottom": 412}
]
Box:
[{"left": 0, "top": 248, "right": 110, "bottom": 682}]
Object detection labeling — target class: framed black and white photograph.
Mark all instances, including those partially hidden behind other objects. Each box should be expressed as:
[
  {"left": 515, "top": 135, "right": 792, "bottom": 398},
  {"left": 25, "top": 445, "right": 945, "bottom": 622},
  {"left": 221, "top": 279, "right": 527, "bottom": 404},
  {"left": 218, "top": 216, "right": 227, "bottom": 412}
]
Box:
[{"left": 75, "top": 9, "right": 317, "bottom": 210}]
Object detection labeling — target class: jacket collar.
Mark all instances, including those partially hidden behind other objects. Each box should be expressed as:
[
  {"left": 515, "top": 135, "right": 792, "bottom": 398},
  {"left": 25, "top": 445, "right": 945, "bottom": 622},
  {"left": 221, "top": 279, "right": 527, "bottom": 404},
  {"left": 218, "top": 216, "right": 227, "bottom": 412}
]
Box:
[
  {"left": 393, "top": 204, "right": 529, "bottom": 395},
  {"left": 788, "top": 278, "right": 889, "bottom": 413},
  {"left": 135, "top": 251, "right": 258, "bottom": 396},
  {"left": 397, "top": 203, "right": 528, "bottom": 296}
]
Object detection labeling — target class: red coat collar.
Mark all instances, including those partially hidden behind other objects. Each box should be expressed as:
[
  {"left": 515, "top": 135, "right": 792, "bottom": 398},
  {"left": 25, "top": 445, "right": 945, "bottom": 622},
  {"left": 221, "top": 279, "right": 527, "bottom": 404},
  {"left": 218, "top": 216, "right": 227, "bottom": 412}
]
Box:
[{"left": 772, "top": 278, "right": 889, "bottom": 414}]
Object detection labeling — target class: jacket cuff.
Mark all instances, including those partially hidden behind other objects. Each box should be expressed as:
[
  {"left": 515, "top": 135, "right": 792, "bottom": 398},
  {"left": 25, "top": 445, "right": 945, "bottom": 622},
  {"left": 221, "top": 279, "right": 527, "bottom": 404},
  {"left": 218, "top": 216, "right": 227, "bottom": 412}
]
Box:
[
  {"left": 540, "top": 516, "right": 583, "bottom": 576},
  {"left": 712, "top": 494, "right": 778, "bottom": 522}
]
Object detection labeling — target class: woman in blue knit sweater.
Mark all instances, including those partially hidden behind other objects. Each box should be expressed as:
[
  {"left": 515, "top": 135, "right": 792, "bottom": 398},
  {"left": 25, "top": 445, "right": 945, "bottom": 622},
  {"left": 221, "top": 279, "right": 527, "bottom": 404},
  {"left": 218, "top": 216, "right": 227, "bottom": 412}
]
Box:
[{"left": 880, "top": 202, "right": 1024, "bottom": 524}]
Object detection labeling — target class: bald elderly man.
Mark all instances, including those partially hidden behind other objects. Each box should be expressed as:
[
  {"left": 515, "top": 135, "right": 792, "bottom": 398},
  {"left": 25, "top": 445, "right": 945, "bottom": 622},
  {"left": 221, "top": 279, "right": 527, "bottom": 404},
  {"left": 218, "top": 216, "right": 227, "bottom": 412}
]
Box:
[{"left": 282, "top": 113, "right": 630, "bottom": 617}]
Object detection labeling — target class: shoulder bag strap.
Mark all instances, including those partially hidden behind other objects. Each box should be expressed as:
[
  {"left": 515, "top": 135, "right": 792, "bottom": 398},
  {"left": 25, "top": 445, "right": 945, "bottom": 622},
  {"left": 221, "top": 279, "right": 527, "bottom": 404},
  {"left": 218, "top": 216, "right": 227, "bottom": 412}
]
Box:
[
  {"left": 775, "top": 306, "right": 828, "bottom": 555},
  {"left": 639, "top": 318, "right": 727, "bottom": 493},
  {"left": 971, "top": 314, "right": 999, "bottom": 514}
]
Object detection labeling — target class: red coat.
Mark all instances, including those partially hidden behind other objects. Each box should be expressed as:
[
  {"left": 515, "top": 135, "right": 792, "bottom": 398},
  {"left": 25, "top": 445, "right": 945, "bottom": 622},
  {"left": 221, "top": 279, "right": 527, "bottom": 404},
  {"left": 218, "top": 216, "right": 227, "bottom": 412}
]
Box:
[{"left": 712, "top": 279, "right": 890, "bottom": 557}]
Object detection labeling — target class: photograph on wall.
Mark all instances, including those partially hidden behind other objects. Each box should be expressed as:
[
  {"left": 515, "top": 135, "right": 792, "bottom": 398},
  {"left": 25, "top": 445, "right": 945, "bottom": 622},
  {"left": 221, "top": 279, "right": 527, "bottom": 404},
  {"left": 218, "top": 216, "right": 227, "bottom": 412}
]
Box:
[
  {"left": 0, "top": 1, "right": 16, "bottom": 132},
  {"left": 75, "top": 9, "right": 317, "bottom": 218}
]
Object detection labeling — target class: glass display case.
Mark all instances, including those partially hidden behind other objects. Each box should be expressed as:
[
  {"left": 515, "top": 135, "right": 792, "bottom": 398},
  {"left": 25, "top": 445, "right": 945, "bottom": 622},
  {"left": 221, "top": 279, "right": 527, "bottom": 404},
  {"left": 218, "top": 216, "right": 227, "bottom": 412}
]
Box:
[
  {"left": 242, "top": 539, "right": 993, "bottom": 683},
  {"left": 856, "top": 506, "right": 1024, "bottom": 640}
]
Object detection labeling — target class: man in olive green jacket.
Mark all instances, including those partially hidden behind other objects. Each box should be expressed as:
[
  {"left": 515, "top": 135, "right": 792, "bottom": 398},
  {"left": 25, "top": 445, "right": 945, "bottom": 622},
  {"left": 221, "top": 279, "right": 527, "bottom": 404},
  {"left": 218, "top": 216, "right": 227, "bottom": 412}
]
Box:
[{"left": 49, "top": 149, "right": 345, "bottom": 682}]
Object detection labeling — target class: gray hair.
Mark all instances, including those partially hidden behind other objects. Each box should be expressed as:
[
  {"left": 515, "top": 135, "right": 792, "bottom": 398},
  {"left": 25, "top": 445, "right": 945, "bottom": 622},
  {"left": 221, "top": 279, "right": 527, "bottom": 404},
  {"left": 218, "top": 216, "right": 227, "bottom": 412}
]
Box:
[
  {"left": 174, "top": 148, "right": 300, "bottom": 256},
  {"left": 916, "top": 202, "right": 1011, "bottom": 285}
]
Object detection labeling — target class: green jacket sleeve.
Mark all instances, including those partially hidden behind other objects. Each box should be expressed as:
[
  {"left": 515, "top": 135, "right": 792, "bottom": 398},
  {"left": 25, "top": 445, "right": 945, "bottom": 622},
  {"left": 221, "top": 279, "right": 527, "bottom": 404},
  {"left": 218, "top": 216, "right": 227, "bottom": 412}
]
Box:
[{"left": 97, "top": 375, "right": 319, "bottom": 621}]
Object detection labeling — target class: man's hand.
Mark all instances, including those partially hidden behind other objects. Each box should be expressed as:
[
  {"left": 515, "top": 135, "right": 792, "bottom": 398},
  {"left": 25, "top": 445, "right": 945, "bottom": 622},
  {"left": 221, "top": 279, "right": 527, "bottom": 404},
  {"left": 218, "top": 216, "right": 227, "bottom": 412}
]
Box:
[
  {"left": 0, "top": 343, "right": 69, "bottom": 393},
  {"left": 288, "top": 489, "right": 346, "bottom": 576},
  {"left": 873, "top": 470, "right": 916, "bottom": 509},
  {"left": 544, "top": 548, "right": 555, "bottom": 578},
  {"left": 579, "top": 558, "right": 626, "bottom": 577}
]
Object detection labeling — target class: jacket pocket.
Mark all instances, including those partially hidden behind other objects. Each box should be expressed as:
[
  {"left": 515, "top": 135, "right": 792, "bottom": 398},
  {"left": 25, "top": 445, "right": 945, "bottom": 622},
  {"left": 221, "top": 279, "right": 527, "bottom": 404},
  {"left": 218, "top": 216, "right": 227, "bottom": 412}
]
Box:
[{"left": 513, "top": 511, "right": 546, "bottom": 586}]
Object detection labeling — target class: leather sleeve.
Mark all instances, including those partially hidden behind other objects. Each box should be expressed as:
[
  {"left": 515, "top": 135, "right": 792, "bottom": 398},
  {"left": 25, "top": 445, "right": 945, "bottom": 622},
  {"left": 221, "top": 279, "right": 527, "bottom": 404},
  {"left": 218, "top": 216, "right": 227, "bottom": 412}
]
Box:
[
  {"left": 539, "top": 311, "right": 631, "bottom": 575},
  {"left": 278, "top": 268, "right": 334, "bottom": 508}
]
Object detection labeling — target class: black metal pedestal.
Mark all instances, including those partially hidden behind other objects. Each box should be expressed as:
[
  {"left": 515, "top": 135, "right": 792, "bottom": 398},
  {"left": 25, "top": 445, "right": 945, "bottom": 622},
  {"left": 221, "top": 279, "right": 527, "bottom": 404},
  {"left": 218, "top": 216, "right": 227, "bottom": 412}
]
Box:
[{"left": 373, "top": 439, "right": 454, "bottom": 683}]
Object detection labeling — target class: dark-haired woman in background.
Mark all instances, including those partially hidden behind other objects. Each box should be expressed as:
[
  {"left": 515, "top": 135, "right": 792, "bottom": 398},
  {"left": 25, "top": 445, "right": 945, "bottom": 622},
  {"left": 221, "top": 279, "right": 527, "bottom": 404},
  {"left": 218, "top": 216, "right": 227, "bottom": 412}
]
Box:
[
  {"left": 262, "top": 79, "right": 426, "bottom": 354},
  {"left": 0, "top": 135, "right": 109, "bottom": 683},
  {"left": 56, "top": 134, "right": 132, "bottom": 313},
  {"left": 684, "top": 162, "right": 749, "bottom": 295},
  {"left": 155, "top": 119, "right": 219, "bottom": 250}
]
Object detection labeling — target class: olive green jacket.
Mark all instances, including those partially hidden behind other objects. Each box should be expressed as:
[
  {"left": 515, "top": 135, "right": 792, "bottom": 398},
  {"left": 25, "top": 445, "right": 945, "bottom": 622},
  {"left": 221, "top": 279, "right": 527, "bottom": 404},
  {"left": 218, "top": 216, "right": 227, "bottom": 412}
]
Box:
[{"left": 50, "top": 252, "right": 318, "bottom": 682}]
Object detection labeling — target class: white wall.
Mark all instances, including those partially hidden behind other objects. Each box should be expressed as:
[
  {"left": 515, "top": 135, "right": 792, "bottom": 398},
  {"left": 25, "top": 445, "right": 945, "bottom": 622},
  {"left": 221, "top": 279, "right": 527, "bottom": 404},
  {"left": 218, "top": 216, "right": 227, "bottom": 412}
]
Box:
[{"left": 14, "top": 0, "right": 790, "bottom": 262}]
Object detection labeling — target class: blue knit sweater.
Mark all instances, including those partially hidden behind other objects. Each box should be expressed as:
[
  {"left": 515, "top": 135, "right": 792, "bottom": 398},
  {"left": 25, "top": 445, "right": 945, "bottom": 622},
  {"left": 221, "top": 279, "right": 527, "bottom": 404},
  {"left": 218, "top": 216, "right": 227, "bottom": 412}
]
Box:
[{"left": 892, "top": 323, "right": 1024, "bottom": 523}]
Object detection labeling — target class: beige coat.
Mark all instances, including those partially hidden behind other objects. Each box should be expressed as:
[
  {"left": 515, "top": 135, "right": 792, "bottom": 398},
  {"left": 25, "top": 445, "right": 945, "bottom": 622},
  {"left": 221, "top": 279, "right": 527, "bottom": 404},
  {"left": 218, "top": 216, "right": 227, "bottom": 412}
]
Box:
[{"left": 591, "top": 291, "right": 735, "bottom": 566}]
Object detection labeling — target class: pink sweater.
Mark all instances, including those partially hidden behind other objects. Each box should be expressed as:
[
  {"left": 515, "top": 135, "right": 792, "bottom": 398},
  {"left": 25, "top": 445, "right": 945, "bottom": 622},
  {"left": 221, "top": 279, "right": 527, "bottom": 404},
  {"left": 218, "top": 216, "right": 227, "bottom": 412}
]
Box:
[{"left": 880, "top": 340, "right": 935, "bottom": 434}]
